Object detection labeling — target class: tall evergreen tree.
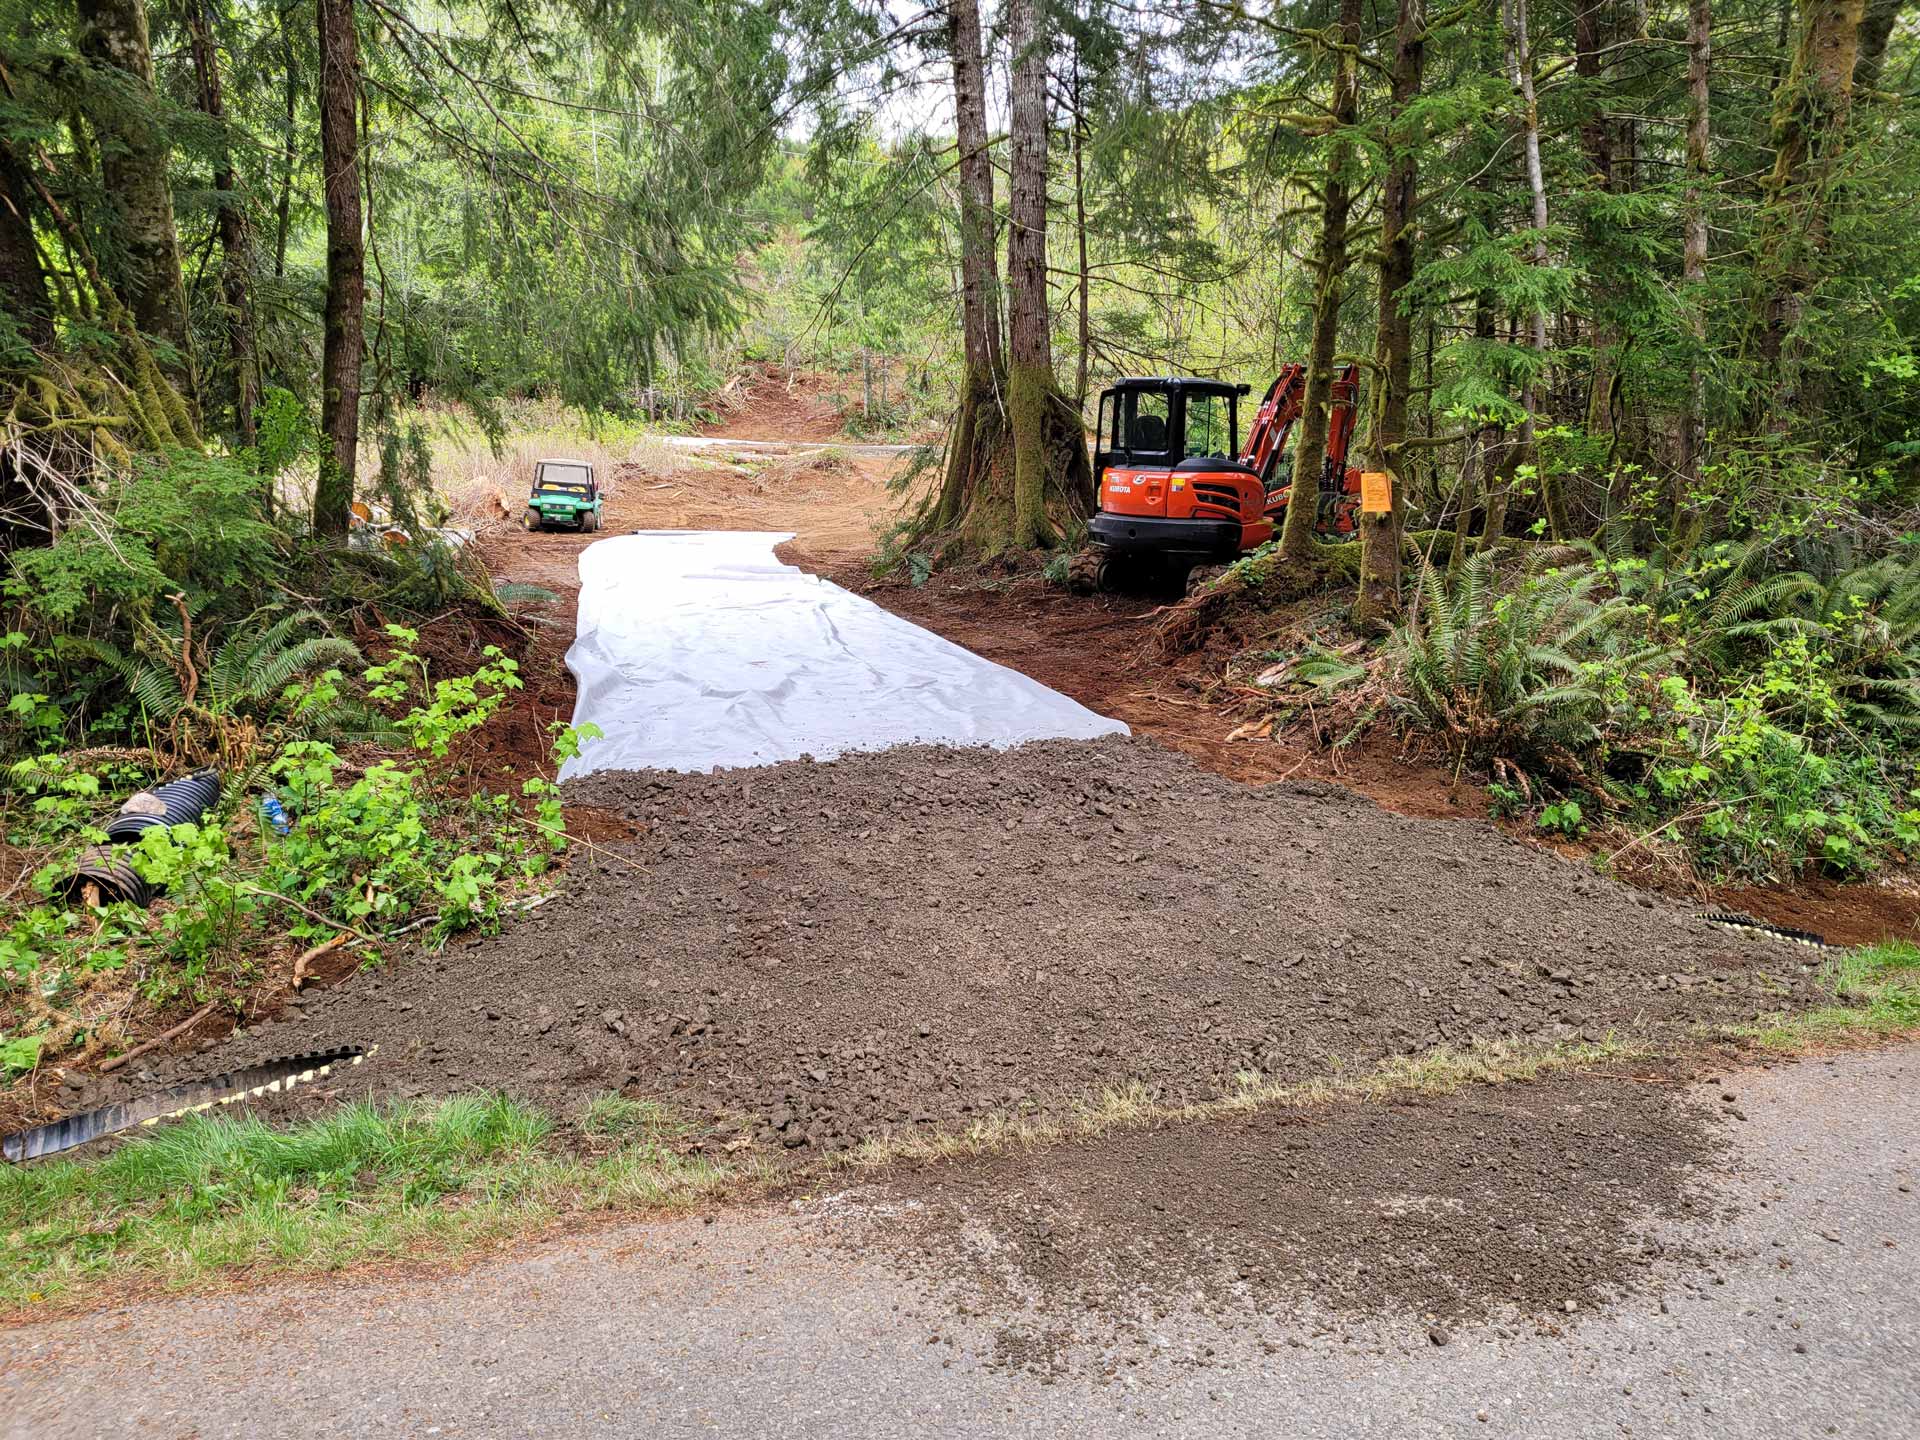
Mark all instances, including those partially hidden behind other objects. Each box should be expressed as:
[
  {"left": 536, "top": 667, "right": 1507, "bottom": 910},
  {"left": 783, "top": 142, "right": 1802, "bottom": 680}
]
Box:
[
  {"left": 77, "top": 0, "right": 193, "bottom": 386},
  {"left": 314, "top": 0, "right": 362, "bottom": 537}
]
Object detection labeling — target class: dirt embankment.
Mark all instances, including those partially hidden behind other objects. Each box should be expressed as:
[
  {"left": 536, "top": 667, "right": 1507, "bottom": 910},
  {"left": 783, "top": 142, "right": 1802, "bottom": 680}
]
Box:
[
  {"left": 701, "top": 364, "right": 855, "bottom": 442},
  {"left": 470, "top": 387, "right": 1920, "bottom": 952},
  {"left": 856, "top": 1067, "right": 1727, "bottom": 1370},
  {"left": 110, "top": 739, "right": 1817, "bottom": 1154}
]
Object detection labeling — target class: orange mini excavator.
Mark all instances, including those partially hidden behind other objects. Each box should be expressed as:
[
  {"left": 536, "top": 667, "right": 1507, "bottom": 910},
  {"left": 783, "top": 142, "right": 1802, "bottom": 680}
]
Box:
[{"left": 1083, "top": 364, "right": 1360, "bottom": 588}]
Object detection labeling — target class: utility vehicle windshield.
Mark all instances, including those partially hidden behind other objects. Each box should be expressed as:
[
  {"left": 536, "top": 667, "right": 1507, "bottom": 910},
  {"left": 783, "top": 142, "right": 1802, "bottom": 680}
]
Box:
[{"left": 535, "top": 462, "right": 592, "bottom": 496}]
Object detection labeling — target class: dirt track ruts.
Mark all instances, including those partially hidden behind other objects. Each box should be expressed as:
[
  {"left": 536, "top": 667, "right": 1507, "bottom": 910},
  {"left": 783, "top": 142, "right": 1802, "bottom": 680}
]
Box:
[{"left": 100, "top": 738, "right": 1822, "bottom": 1153}]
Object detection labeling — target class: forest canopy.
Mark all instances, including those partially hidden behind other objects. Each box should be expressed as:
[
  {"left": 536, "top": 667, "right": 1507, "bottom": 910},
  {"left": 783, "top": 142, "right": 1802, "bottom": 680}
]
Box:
[{"left": 2, "top": 0, "right": 1915, "bottom": 543}]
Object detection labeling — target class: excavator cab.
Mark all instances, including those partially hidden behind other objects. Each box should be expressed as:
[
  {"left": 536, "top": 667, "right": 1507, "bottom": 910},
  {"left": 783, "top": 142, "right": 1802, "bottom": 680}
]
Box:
[
  {"left": 1093, "top": 379, "right": 1248, "bottom": 487},
  {"left": 1089, "top": 378, "right": 1261, "bottom": 566}
]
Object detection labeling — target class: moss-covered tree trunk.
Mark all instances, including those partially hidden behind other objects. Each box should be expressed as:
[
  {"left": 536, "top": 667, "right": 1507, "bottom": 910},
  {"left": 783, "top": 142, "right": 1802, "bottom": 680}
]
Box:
[
  {"left": 315, "top": 0, "right": 363, "bottom": 538},
  {"left": 1277, "top": 0, "right": 1361, "bottom": 564},
  {"left": 1354, "top": 0, "right": 1425, "bottom": 632},
  {"left": 186, "top": 0, "right": 259, "bottom": 447},
  {"left": 275, "top": 2, "right": 299, "bottom": 278},
  {"left": 948, "top": 0, "right": 1001, "bottom": 387},
  {"left": 1479, "top": 434, "right": 1520, "bottom": 549},
  {"left": 922, "top": 0, "right": 1087, "bottom": 561},
  {"left": 1749, "top": 0, "right": 1865, "bottom": 421},
  {"left": 78, "top": 0, "right": 194, "bottom": 395},
  {"left": 933, "top": 0, "right": 1004, "bottom": 534},
  {"left": 1003, "top": 0, "right": 1088, "bottom": 550}
]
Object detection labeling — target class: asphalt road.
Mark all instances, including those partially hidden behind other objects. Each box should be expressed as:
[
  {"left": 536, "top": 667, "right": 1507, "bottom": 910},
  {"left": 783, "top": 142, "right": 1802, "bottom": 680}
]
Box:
[{"left": 5, "top": 1046, "right": 1916, "bottom": 1439}]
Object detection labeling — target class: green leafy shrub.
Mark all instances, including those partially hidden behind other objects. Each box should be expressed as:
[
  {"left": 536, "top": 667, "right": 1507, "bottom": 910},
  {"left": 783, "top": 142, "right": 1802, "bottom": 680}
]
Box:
[
  {"left": 1538, "top": 800, "right": 1586, "bottom": 837},
  {"left": 5, "top": 453, "right": 280, "bottom": 625},
  {"left": 1389, "top": 545, "right": 1920, "bottom": 880},
  {"left": 1387, "top": 553, "right": 1666, "bottom": 769},
  {"left": 0, "top": 689, "right": 596, "bottom": 1070},
  {"left": 363, "top": 625, "right": 522, "bottom": 757},
  {"left": 1631, "top": 671, "right": 1918, "bottom": 879}
]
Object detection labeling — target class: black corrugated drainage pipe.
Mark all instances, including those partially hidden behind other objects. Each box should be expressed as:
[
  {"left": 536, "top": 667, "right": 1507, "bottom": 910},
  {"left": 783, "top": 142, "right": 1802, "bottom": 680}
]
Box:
[
  {"left": 58, "top": 846, "right": 157, "bottom": 907},
  {"left": 66, "top": 769, "right": 223, "bottom": 908},
  {"left": 104, "top": 768, "right": 222, "bottom": 843},
  {"left": 2, "top": 1047, "right": 374, "bottom": 1162}
]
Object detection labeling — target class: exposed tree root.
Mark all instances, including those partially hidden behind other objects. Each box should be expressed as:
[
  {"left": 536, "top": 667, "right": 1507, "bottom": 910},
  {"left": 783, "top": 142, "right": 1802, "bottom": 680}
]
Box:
[{"left": 898, "top": 374, "right": 1091, "bottom": 568}]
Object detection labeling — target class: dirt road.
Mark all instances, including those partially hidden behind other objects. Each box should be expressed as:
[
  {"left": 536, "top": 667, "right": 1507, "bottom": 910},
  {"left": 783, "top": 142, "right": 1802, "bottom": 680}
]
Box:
[
  {"left": 9, "top": 1046, "right": 1915, "bottom": 1439},
  {"left": 7, "top": 389, "right": 1916, "bottom": 1434}
]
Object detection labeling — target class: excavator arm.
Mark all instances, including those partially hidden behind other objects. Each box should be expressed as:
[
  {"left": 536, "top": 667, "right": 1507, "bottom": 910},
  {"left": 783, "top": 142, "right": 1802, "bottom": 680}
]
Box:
[
  {"left": 1241, "top": 363, "right": 1305, "bottom": 488},
  {"left": 1325, "top": 365, "right": 1359, "bottom": 473},
  {"left": 1252, "top": 363, "right": 1361, "bottom": 533}
]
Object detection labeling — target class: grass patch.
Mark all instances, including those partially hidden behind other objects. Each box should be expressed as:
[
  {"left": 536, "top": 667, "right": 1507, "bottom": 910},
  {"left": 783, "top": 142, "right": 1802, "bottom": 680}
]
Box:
[
  {"left": 1741, "top": 941, "right": 1920, "bottom": 1049},
  {"left": 580, "top": 1093, "right": 685, "bottom": 1143},
  {"left": 1, "top": 1093, "right": 731, "bottom": 1311}
]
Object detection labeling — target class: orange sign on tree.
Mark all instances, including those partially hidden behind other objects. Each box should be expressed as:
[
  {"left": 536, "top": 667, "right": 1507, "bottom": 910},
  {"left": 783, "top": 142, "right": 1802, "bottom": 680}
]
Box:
[{"left": 1360, "top": 471, "right": 1393, "bottom": 514}]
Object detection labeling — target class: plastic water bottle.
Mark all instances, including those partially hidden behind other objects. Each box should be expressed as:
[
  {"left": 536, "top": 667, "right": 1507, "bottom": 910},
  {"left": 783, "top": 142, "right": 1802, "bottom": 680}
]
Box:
[{"left": 260, "top": 793, "right": 291, "bottom": 837}]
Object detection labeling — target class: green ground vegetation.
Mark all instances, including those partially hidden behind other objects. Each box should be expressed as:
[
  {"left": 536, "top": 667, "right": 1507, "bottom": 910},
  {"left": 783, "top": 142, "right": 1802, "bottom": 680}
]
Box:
[
  {"left": 1371, "top": 543, "right": 1920, "bottom": 880},
  {"left": 0, "top": 1091, "right": 729, "bottom": 1309}
]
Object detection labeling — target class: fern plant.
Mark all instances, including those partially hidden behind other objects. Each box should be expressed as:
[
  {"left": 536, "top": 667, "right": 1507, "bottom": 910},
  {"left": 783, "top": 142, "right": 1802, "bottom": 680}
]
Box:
[
  {"left": 1677, "top": 547, "right": 1920, "bottom": 736},
  {"left": 1389, "top": 554, "right": 1666, "bottom": 771},
  {"left": 115, "top": 609, "right": 364, "bottom": 725},
  {"left": 67, "top": 608, "right": 389, "bottom": 768}
]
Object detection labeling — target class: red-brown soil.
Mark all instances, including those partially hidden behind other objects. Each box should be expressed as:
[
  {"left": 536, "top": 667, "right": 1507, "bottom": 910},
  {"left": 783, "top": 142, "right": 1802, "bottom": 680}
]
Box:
[
  {"left": 464, "top": 384, "right": 1920, "bottom": 959},
  {"left": 15, "top": 370, "right": 1895, "bottom": 1142},
  {"left": 1713, "top": 874, "right": 1920, "bottom": 949},
  {"left": 105, "top": 739, "right": 1818, "bottom": 1155},
  {"left": 859, "top": 1066, "right": 1725, "bottom": 1369},
  {"left": 702, "top": 363, "right": 853, "bottom": 441},
  {"left": 804, "top": 555, "right": 1482, "bottom": 820}
]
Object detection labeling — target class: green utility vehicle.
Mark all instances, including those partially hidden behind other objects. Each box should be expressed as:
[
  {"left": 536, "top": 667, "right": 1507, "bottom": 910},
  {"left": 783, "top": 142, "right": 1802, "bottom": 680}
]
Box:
[{"left": 522, "top": 459, "right": 603, "bottom": 532}]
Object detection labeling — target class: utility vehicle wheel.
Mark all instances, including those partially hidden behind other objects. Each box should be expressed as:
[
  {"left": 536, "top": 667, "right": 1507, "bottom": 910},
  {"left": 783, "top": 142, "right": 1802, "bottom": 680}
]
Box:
[
  {"left": 521, "top": 508, "right": 542, "bottom": 532},
  {"left": 585, "top": 510, "right": 601, "bottom": 533}
]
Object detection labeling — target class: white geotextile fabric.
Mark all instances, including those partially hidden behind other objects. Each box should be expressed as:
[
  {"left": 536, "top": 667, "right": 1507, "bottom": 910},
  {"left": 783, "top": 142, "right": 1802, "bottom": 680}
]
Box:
[{"left": 559, "top": 531, "right": 1128, "bottom": 779}]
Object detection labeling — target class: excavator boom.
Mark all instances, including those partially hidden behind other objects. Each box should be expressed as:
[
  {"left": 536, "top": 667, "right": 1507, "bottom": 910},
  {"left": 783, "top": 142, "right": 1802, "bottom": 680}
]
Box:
[{"left": 1241, "top": 363, "right": 1305, "bottom": 488}]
